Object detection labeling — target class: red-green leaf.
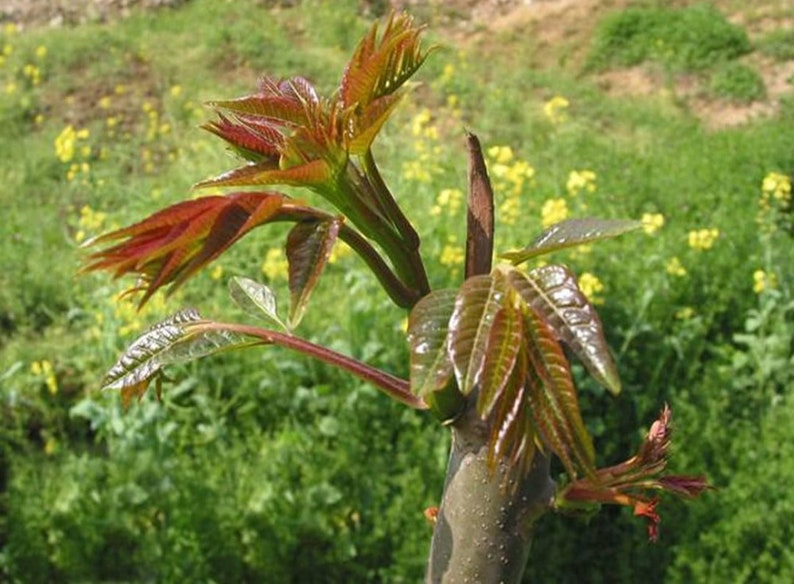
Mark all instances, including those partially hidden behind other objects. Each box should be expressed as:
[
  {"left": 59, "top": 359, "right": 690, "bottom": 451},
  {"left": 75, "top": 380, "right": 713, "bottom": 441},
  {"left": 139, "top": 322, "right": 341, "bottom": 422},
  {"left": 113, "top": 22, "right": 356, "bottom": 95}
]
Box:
[
  {"left": 522, "top": 304, "right": 596, "bottom": 479},
  {"left": 448, "top": 272, "right": 510, "bottom": 395},
  {"left": 195, "top": 159, "right": 332, "bottom": 190},
  {"left": 202, "top": 114, "right": 282, "bottom": 163},
  {"left": 507, "top": 265, "right": 621, "bottom": 395},
  {"left": 207, "top": 76, "right": 318, "bottom": 126},
  {"left": 346, "top": 93, "right": 404, "bottom": 155},
  {"left": 340, "top": 12, "right": 428, "bottom": 109},
  {"left": 499, "top": 218, "right": 641, "bottom": 264},
  {"left": 286, "top": 218, "right": 341, "bottom": 328},
  {"left": 84, "top": 193, "right": 286, "bottom": 305},
  {"left": 101, "top": 309, "right": 254, "bottom": 402},
  {"left": 487, "top": 346, "right": 536, "bottom": 479},
  {"left": 477, "top": 298, "right": 523, "bottom": 418},
  {"left": 407, "top": 289, "right": 457, "bottom": 398}
]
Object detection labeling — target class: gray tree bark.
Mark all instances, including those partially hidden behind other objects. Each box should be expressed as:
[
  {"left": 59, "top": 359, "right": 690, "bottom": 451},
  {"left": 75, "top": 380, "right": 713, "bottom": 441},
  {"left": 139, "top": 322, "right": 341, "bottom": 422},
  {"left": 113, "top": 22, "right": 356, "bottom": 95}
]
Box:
[{"left": 425, "top": 403, "right": 555, "bottom": 583}]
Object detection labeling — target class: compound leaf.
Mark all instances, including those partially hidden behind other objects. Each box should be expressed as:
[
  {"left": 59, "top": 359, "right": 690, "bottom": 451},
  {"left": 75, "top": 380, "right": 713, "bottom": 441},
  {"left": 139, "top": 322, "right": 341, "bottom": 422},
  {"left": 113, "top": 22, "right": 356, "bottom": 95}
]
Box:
[
  {"left": 101, "top": 309, "right": 255, "bottom": 404},
  {"left": 448, "top": 272, "right": 510, "bottom": 396}
]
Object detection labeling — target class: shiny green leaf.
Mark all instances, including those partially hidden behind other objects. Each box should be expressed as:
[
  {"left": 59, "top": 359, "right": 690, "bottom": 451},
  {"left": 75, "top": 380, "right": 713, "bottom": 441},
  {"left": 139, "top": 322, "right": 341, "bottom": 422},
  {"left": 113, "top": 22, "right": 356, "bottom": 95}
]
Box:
[
  {"left": 228, "top": 276, "right": 288, "bottom": 331},
  {"left": 101, "top": 309, "right": 255, "bottom": 405},
  {"left": 407, "top": 289, "right": 457, "bottom": 398},
  {"left": 499, "top": 218, "right": 641, "bottom": 264}
]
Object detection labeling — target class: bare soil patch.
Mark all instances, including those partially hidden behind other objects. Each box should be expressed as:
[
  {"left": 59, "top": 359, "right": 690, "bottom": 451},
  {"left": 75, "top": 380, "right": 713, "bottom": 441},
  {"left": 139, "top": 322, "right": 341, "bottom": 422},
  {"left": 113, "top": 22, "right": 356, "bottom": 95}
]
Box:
[{"left": 8, "top": 0, "right": 793, "bottom": 129}]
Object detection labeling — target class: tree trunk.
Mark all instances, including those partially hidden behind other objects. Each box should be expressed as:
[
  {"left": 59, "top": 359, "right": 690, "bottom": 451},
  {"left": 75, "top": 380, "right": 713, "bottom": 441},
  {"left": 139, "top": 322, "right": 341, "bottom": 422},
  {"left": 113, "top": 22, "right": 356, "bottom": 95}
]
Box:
[{"left": 425, "top": 403, "right": 556, "bottom": 583}]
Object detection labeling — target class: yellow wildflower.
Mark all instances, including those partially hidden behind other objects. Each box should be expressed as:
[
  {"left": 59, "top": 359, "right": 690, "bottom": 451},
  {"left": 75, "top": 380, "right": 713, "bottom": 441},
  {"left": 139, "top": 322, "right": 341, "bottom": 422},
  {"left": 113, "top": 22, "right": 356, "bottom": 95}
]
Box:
[
  {"left": 641, "top": 213, "right": 665, "bottom": 235},
  {"left": 566, "top": 170, "right": 597, "bottom": 196},
  {"left": 170, "top": 84, "right": 183, "bottom": 97},
  {"left": 262, "top": 248, "right": 289, "bottom": 280},
  {"left": 23, "top": 64, "right": 41, "bottom": 85},
  {"left": 439, "top": 236, "right": 464, "bottom": 268},
  {"left": 439, "top": 63, "right": 455, "bottom": 85},
  {"left": 36, "top": 45, "right": 47, "bottom": 59},
  {"left": 44, "top": 436, "right": 58, "bottom": 456},
  {"left": 665, "top": 257, "right": 687, "bottom": 277},
  {"left": 578, "top": 272, "right": 604, "bottom": 304},
  {"left": 54, "top": 125, "right": 77, "bottom": 162},
  {"left": 752, "top": 269, "right": 777, "bottom": 294},
  {"left": 762, "top": 171, "right": 791, "bottom": 204},
  {"left": 5, "top": 82, "right": 16, "bottom": 94},
  {"left": 543, "top": 95, "right": 569, "bottom": 124},
  {"left": 31, "top": 360, "right": 58, "bottom": 395},
  {"left": 3, "top": 23, "right": 17, "bottom": 36},
  {"left": 687, "top": 228, "right": 719, "bottom": 251},
  {"left": 675, "top": 307, "right": 695, "bottom": 320},
  {"left": 487, "top": 145, "right": 514, "bottom": 165},
  {"left": 430, "top": 188, "right": 463, "bottom": 217},
  {"left": 499, "top": 195, "right": 520, "bottom": 225},
  {"left": 402, "top": 159, "right": 432, "bottom": 183},
  {"left": 78, "top": 205, "right": 106, "bottom": 232},
  {"left": 411, "top": 108, "right": 432, "bottom": 137},
  {"left": 328, "top": 241, "right": 352, "bottom": 264},
  {"left": 541, "top": 197, "right": 569, "bottom": 228},
  {"left": 2, "top": 43, "right": 12, "bottom": 56},
  {"left": 210, "top": 264, "right": 224, "bottom": 280}
]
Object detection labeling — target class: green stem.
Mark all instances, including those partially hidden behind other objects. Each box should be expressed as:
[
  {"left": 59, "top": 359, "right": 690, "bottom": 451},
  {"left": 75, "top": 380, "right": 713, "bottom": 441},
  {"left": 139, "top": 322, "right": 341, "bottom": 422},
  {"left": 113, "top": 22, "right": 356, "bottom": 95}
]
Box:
[
  {"left": 362, "top": 149, "right": 422, "bottom": 250},
  {"left": 344, "top": 165, "right": 430, "bottom": 300}
]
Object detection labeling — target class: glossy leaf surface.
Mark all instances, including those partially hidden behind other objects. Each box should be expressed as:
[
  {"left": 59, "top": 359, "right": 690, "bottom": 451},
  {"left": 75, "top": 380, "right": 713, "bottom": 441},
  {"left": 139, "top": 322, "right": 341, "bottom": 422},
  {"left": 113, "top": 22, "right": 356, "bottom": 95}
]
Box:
[
  {"left": 476, "top": 299, "right": 523, "bottom": 418},
  {"left": 101, "top": 309, "right": 253, "bottom": 406},
  {"left": 487, "top": 346, "right": 536, "bottom": 479},
  {"left": 508, "top": 265, "right": 621, "bottom": 394},
  {"left": 448, "top": 272, "right": 509, "bottom": 395},
  {"left": 286, "top": 218, "right": 341, "bottom": 328},
  {"left": 407, "top": 289, "right": 457, "bottom": 398},
  {"left": 500, "top": 218, "right": 641, "bottom": 264},
  {"left": 228, "top": 276, "right": 288, "bottom": 331},
  {"left": 522, "top": 305, "right": 596, "bottom": 479}
]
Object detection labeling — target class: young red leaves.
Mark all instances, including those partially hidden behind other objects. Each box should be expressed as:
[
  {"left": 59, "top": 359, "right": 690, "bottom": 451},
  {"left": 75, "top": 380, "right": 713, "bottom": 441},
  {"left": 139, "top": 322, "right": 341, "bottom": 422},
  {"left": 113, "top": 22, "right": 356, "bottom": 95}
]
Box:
[
  {"left": 87, "top": 12, "right": 431, "bottom": 310},
  {"left": 557, "top": 405, "right": 712, "bottom": 542},
  {"left": 84, "top": 192, "right": 287, "bottom": 305},
  {"left": 340, "top": 11, "right": 430, "bottom": 154}
]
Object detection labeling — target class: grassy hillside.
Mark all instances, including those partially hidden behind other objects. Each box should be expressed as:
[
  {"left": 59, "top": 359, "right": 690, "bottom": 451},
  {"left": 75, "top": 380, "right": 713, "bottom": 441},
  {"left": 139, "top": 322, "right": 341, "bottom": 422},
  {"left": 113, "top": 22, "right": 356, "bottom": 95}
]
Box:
[{"left": 2, "top": 0, "right": 794, "bottom": 581}]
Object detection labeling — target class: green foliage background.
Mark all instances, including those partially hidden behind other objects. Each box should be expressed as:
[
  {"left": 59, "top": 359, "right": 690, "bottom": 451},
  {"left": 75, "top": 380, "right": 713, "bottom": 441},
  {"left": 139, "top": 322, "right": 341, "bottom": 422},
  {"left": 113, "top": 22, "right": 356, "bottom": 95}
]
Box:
[{"left": 2, "top": 0, "right": 794, "bottom": 581}]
